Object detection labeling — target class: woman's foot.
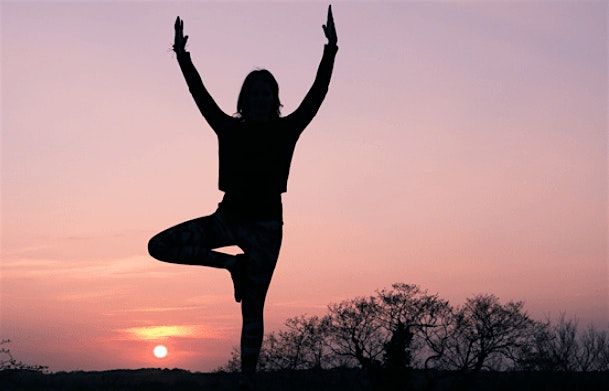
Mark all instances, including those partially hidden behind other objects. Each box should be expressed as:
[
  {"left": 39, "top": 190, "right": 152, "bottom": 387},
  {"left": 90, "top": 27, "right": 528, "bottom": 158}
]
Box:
[{"left": 230, "top": 253, "right": 247, "bottom": 303}]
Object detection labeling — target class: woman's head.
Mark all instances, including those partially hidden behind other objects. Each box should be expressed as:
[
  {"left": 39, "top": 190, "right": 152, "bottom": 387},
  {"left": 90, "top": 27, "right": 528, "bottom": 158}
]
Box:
[{"left": 236, "top": 69, "right": 283, "bottom": 121}]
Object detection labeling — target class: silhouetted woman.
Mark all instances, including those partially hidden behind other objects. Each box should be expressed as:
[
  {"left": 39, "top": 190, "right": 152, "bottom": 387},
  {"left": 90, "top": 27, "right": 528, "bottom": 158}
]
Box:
[{"left": 148, "top": 5, "right": 338, "bottom": 387}]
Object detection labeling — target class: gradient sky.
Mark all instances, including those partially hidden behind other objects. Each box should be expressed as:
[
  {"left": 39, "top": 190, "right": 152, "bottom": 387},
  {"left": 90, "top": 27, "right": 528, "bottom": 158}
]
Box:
[{"left": 1, "top": 0, "right": 607, "bottom": 372}]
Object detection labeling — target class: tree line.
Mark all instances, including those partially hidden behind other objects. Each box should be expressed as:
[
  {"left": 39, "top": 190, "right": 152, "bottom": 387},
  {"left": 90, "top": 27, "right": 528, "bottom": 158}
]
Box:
[{"left": 217, "top": 283, "right": 609, "bottom": 373}]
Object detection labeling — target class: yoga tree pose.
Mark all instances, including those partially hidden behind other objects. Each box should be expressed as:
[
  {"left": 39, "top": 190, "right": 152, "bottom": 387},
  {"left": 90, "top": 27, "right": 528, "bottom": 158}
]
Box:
[{"left": 148, "top": 4, "right": 338, "bottom": 388}]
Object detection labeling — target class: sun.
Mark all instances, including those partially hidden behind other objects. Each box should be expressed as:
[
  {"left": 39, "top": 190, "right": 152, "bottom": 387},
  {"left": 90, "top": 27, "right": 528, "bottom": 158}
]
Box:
[{"left": 153, "top": 344, "right": 168, "bottom": 359}]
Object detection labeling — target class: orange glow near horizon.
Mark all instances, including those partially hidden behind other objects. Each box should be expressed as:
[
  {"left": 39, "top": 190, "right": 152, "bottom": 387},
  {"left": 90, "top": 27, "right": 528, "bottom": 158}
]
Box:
[
  {"left": 119, "top": 325, "right": 221, "bottom": 341},
  {"left": 122, "top": 326, "right": 198, "bottom": 340}
]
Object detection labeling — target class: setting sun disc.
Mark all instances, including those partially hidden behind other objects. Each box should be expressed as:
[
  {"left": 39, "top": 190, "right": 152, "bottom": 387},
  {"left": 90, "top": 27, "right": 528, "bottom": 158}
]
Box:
[{"left": 153, "top": 344, "right": 168, "bottom": 358}]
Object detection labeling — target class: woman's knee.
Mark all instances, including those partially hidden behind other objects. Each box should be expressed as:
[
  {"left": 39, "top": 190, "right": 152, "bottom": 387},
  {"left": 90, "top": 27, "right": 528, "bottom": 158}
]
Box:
[{"left": 148, "top": 233, "right": 169, "bottom": 261}]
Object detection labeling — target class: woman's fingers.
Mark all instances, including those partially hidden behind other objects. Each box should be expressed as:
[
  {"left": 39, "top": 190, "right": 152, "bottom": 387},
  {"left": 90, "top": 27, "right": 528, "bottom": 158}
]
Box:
[
  {"left": 323, "top": 5, "right": 337, "bottom": 44},
  {"left": 327, "top": 5, "right": 334, "bottom": 29},
  {"left": 173, "top": 16, "right": 188, "bottom": 52},
  {"left": 175, "top": 16, "right": 184, "bottom": 33},
  {"left": 174, "top": 16, "right": 186, "bottom": 45},
  {"left": 326, "top": 6, "right": 335, "bottom": 31}
]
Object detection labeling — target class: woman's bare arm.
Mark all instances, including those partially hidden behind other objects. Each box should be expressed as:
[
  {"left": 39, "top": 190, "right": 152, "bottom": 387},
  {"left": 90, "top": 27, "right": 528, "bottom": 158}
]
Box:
[
  {"left": 285, "top": 5, "right": 338, "bottom": 134},
  {"left": 173, "top": 16, "right": 232, "bottom": 134}
]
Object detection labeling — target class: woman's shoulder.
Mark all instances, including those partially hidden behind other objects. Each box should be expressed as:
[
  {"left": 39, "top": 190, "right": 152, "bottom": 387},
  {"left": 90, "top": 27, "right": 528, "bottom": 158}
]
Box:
[{"left": 235, "top": 116, "right": 287, "bottom": 127}]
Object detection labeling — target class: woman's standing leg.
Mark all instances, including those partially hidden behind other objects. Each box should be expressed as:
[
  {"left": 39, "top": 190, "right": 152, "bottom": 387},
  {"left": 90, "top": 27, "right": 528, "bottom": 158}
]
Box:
[
  {"left": 147, "top": 211, "right": 238, "bottom": 270},
  {"left": 235, "top": 220, "right": 283, "bottom": 377}
]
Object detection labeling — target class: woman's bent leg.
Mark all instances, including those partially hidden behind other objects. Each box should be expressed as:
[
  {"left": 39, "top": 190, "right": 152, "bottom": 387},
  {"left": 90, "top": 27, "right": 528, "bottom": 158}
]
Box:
[{"left": 148, "top": 212, "right": 237, "bottom": 269}]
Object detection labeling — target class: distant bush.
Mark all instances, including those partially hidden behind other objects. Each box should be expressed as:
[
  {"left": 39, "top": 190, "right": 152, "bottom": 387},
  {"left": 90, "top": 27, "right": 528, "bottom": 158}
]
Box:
[{"left": 0, "top": 339, "right": 48, "bottom": 373}]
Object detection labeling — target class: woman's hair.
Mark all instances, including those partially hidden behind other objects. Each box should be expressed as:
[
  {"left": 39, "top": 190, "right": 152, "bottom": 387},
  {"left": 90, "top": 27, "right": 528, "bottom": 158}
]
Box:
[{"left": 235, "top": 69, "right": 283, "bottom": 120}]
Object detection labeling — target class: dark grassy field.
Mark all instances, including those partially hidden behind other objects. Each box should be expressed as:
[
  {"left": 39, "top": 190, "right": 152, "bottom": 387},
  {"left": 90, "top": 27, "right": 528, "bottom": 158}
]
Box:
[{"left": 1, "top": 368, "right": 608, "bottom": 390}]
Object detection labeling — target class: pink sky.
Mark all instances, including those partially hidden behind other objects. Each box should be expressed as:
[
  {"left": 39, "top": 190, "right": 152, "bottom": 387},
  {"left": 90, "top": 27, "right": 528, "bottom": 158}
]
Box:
[{"left": 1, "top": 1, "right": 607, "bottom": 372}]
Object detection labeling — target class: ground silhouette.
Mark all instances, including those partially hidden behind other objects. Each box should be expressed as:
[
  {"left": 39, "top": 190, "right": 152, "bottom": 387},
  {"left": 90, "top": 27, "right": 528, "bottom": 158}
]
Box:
[{"left": 2, "top": 367, "right": 608, "bottom": 390}]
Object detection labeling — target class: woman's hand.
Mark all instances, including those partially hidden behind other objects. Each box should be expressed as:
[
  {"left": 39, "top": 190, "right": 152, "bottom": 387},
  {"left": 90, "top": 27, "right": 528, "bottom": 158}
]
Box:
[
  {"left": 173, "top": 16, "right": 189, "bottom": 53},
  {"left": 322, "top": 5, "right": 337, "bottom": 46}
]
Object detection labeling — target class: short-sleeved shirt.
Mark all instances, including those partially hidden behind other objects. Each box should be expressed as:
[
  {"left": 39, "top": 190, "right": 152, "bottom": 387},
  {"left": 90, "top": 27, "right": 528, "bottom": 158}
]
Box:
[{"left": 176, "top": 44, "right": 338, "bottom": 220}]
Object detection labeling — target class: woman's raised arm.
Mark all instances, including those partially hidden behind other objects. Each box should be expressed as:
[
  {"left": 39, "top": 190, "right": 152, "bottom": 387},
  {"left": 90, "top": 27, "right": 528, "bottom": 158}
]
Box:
[
  {"left": 173, "top": 16, "right": 233, "bottom": 134},
  {"left": 285, "top": 6, "right": 339, "bottom": 135}
]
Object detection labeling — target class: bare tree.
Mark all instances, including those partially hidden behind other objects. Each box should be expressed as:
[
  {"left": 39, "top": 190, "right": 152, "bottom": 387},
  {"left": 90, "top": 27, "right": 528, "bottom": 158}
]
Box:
[
  {"left": 513, "top": 315, "right": 609, "bottom": 372},
  {"left": 512, "top": 319, "right": 555, "bottom": 370},
  {"left": 296, "top": 315, "right": 334, "bottom": 369},
  {"left": 375, "top": 283, "right": 451, "bottom": 369},
  {"left": 426, "top": 294, "right": 536, "bottom": 371},
  {"left": 419, "top": 299, "right": 455, "bottom": 369},
  {"left": 258, "top": 315, "right": 334, "bottom": 370},
  {"left": 551, "top": 314, "right": 579, "bottom": 371},
  {"left": 576, "top": 323, "right": 607, "bottom": 371},
  {"left": 599, "top": 328, "right": 609, "bottom": 371},
  {"left": 216, "top": 315, "right": 335, "bottom": 372},
  {"left": 326, "top": 296, "right": 384, "bottom": 369}
]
